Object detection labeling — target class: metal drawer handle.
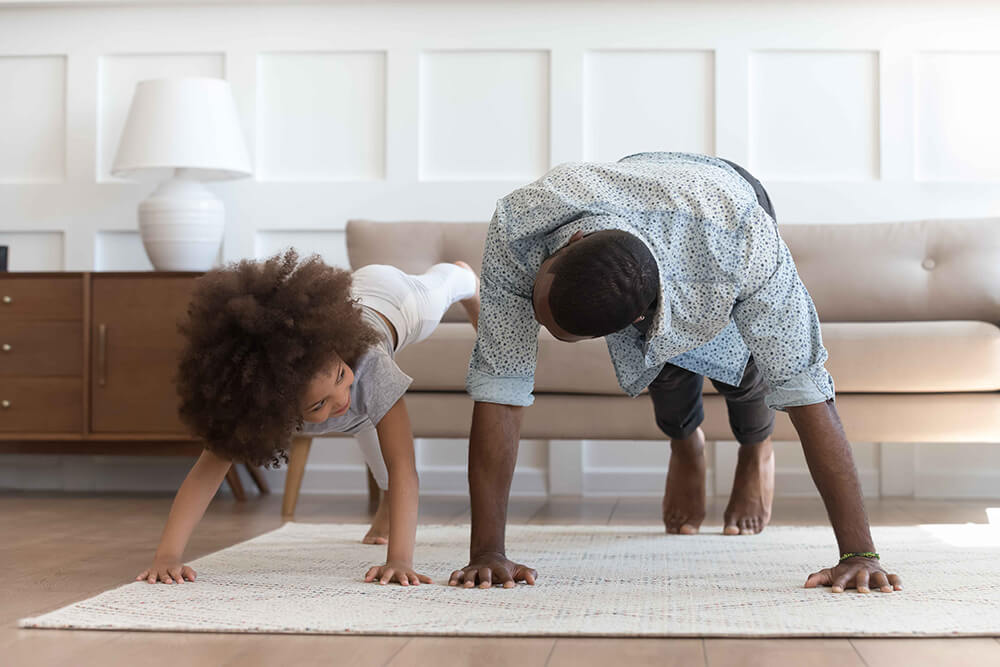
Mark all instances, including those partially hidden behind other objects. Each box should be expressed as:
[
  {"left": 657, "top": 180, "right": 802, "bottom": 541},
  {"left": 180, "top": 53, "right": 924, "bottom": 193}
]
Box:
[
  {"left": 98, "top": 323, "right": 108, "bottom": 387},
  {"left": 1, "top": 343, "right": 9, "bottom": 352},
  {"left": 1, "top": 400, "right": 9, "bottom": 409},
  {"left": 1, "top": 296, "right": 10, "bottom": 304}
]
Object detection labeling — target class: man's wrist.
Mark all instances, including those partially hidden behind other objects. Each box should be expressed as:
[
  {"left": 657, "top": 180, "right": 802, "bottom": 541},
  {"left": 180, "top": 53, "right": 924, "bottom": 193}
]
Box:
[{"left": 837, "top": 544, "right": 876, "bottom": 557}]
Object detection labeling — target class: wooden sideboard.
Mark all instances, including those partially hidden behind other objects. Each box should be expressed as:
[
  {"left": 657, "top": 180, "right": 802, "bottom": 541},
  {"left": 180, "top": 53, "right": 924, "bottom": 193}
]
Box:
[{"left": 0, "top": 272, "right": 266, "bottom": 498}]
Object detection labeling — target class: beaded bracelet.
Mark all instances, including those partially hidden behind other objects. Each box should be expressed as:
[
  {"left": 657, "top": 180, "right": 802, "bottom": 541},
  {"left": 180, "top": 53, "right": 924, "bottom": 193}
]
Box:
[{"left": 839, "top": 552, "right": 879, "bottom": 562}]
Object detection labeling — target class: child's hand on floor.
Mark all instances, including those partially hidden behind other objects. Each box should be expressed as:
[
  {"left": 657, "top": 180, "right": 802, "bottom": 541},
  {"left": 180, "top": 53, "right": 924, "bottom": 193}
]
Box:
[
  {"left": 364, "top": 561, "right": 432, "bottom": 586},
  {"left": 137, "top": 557, "right": 197, "bottom": 584}
]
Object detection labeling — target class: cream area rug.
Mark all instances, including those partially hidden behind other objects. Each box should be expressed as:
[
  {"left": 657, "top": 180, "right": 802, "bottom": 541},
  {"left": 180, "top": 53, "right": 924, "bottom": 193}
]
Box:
[{"left": 19, "top": 523, "right": 1000, "bottom": 637}]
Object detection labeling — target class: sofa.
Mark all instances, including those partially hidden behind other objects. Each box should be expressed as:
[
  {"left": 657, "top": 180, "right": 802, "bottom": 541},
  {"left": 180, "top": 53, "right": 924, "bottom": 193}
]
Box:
[{"left": 281, "top": 217, "right": 1000, "bottom": 514}]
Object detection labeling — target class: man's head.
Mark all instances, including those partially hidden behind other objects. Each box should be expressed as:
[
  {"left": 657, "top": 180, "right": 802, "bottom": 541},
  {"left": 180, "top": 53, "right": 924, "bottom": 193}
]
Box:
[{"left": 532, "top": 230, "right": 659, "bottom": 341}]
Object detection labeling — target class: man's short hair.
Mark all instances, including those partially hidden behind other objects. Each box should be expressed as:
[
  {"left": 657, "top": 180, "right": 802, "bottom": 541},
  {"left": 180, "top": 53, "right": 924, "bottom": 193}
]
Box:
[{"left": 547, "top": 230, "right": 659, "bottom": 337}]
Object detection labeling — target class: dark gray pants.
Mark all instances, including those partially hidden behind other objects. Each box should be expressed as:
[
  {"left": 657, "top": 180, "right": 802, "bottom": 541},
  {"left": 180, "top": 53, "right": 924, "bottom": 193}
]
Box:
[
  {"left": 647, "top": 356, "right": 775, "bottom": 445},
  {"left": 647, "top": 158, "right": 777, "bottom": 446}
]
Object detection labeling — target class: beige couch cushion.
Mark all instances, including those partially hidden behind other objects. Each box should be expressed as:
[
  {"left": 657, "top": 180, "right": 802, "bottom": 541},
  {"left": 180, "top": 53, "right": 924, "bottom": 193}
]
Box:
[
  {"left": 777, "top": 219, "right": 1000, "bottom": 323},
  {"left": 396, "top": 320, "right": 1000, "bottom": 395},
  {"left": 404, "top": 391, "right": 1000, "bottom": 443},
  {"left": 348, "top": 218, "right": 1000, "bottom": 325}
]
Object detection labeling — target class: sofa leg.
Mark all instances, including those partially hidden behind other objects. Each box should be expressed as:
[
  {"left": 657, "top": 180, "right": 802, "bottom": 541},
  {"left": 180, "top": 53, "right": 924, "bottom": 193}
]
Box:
[
  {"left": 225, "top": 465, "right": 247, "bottom": 501},
  {"left": 367, "top": 468, "right": 381, "bottom": 514},
  {"left": 245, "top": 465, "right": 271, "bottom": 494},
  {"left": 282, "top": 437, "right": 312, "bottom": 518}
]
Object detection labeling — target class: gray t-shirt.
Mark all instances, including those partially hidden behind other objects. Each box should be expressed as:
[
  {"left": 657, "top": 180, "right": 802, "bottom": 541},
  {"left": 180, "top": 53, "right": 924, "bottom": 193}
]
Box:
[{"left": 300, "top": 306, "right": 413, "bottom": 436}]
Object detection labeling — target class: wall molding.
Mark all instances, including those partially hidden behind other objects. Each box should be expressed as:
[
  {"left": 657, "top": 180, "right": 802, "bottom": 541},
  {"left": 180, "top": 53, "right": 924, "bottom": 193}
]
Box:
[{"left": 3, "top": 1, "right": 1000, "bottom": 497}]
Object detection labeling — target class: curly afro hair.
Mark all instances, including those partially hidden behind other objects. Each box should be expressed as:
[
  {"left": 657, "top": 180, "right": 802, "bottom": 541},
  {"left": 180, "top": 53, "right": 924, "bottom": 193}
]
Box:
[{"left": 175, "top": 249, "right": 381, "bottom": 467}]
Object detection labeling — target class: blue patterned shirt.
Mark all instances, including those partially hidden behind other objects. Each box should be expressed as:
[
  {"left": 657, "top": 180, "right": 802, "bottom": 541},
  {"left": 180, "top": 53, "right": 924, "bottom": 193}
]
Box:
[{"left": 465, "top": 152, "right": 835, "bottom": 411}]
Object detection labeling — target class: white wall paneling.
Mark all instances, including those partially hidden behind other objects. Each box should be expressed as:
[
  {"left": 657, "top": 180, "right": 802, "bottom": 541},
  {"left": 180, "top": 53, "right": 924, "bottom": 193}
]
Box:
[
  {"left": 879, "top": 442, "right": 916, "bottom": 497},
  {"left": 915, "top": 52, "right": 1000, "bottom": 182},
  {"left": 254, "top": 229, "right": 349, "bottom": 268},
  {"left": 416, "top": 438, "right": 548, "bottom": 497},
  {"left": 584, "top": 50, "right": 715, "bottom": 162},
  {"left": 257, "top": 52, "right": 386, "bottom": 182},
  {"left": 749, "top": 50, "right": 880, "bottom": 181},
  {"left": 3, "top": 1, "right": 1000, "bottom": 498},
  {"left": 0, "top": 231, "right": 64, "bottom": 270},
  {"left": 0, "top": 55, "right": 66, "bottom": 183},
  {"left": 583, "top": 438, "right": 691, "bottom": 497},
  {"left": 419, "top": 50, "right": 550, "bottom": 181},
  {"left": 94, "top": 230, "right": 153, "bottom": 271},
  {"left": 913, "top": 443, "right": 1000, "bottom": 499}
]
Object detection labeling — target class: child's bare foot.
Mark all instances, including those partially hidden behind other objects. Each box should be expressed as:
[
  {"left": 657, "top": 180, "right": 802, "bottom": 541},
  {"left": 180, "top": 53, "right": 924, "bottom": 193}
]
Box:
[
  {"left": 362, "top": 491, "right": 390, "bottom": 545},
  {"left": 453, "top": 261, "right": 480, "bottom": 329},
  {"left": 723, "top": 438, "right": 774, "bottom": 535},
  {"left": 362, "top": 527, "right": 388, "bottom": 545},
  {"left": 662, "top": 427, "right": 706, "bottom": 534}
]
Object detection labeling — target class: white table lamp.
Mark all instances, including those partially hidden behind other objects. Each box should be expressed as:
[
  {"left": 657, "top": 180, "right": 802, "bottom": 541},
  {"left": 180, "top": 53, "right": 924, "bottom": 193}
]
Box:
[{"left": 112, "top": 78, "right": 251, "bottom": 271}]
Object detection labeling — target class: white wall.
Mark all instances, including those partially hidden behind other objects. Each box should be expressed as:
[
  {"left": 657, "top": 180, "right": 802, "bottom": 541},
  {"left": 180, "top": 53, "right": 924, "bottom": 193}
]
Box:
[{"left": 2, "top": 0, "right": 1000, "bottom": 499}]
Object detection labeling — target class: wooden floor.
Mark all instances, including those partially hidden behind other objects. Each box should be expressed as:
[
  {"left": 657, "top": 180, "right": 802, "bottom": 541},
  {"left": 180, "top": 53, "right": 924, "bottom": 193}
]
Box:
[{"left": 3, "top": 492, "right": 1000, "bottom": 666}]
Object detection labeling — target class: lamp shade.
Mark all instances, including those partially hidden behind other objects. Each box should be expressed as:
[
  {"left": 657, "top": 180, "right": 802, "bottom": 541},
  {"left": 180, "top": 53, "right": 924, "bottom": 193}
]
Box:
[{"left": 112, "top": 78, "right": 251, "bottom": 181}]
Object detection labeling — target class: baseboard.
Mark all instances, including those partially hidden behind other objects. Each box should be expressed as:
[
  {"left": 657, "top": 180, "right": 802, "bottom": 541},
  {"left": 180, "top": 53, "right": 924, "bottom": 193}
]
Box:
[
  {"left": 581, "top": 467, "right": 878, "bottom": 498},
  {"left": 764, "top": 468, "right": 880, "bottom": 498},
  {"left": 914, "top": 470, "right": 1000, "bottom": 499},
  {"left": 414, "top": 465, "right": 547, "bottom": 497},
  {"left": 583, "top": 468, "right": 716, "bottom": 497},
  {"left": 295, "top": 463, "right": 548, "bottom": 497}
]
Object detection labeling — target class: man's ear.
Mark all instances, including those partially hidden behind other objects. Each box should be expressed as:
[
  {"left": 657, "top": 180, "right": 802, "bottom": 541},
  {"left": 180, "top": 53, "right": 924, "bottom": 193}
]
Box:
[{"left": 567, "top": 230, "right": 586, "bottom": 245}]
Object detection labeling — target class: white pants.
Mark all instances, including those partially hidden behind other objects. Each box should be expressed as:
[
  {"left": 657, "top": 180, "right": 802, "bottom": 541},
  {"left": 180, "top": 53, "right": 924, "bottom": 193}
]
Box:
[{"left": 351, "top": 263, "right": 476, "bottom": 490}]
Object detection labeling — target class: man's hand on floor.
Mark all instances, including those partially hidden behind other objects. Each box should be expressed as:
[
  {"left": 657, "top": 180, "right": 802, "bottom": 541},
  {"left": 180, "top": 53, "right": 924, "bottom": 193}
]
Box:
[
  {"left": 448, "top": 552, "right": 537, "bottom": 589},
  {"left": 804, "top": 556, "right": 902, "bottom": 593}
]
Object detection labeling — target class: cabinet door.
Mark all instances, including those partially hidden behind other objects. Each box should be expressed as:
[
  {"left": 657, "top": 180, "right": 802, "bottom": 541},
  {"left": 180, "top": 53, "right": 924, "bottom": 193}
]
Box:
[{"left": 91, "top": 276, "right": 198, "bottom": 434}]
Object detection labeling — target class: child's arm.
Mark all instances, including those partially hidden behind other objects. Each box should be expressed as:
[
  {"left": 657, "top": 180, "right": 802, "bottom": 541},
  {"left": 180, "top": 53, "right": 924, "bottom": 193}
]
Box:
[
  {"left": 363, "top": 397, "right": 431, "bottom": 586},
  {"left": 136, "top": 448, "right": 232, "bottom": 584}
]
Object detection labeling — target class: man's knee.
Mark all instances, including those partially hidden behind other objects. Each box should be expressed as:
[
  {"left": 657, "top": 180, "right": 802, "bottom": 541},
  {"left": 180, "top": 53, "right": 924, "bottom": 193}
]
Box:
[
  {"left": 654, "top": 406, "right": 704, "bottom": 441},
  {"left": 648, "top": 364, "right": 705, "bottom": 440},
  {"left": 731, "top": 413, "right": 775, "bottom": 445}
]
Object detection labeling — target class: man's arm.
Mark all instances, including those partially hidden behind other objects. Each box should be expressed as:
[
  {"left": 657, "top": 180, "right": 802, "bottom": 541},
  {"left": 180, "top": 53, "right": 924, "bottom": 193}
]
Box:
[
  {"left": 448, "top": 401, "right": 537, "bottom": 588},
  {"left": 791, "top": 402, "right": 902, "bottom": 593},
  {"left": 454, "top": 209, "right": 542, "bottom": 588},
  {"left": 731, "top": 230, "right": 901, "bottom": 592}
]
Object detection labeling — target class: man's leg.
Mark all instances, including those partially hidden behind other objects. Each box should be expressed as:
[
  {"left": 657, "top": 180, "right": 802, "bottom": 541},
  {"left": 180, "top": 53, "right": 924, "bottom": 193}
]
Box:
[
  {"left": 648, "top": 363, "right": 707, "bottom": 535},
  {"left": 710, "top": 356, "right": 776, "bottom": 535}
]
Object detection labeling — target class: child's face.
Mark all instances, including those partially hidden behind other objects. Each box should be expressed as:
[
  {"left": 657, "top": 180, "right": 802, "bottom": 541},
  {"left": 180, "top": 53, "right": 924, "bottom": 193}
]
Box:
[{"left": 300, "top": 355, "right": 355, "bottom": 423}]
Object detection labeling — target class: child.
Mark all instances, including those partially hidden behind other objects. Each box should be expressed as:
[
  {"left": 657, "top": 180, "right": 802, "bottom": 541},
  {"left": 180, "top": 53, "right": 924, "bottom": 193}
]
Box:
[{"left": 136, "top": 250, "right": 479, "bottom": 587}]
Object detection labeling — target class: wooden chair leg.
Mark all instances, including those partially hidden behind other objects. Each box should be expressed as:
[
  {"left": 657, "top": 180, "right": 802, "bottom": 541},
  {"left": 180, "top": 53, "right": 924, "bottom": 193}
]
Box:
[
  {"left": 282, "top": 437, "right": 312, "bottom": 518},
  {"left": 367, "top": 468, "right": 381, "bottom": 514},
  {"left": 245, "top": 464, "right": 270, "bottom": 494},
  {"left": 225, "top": 465, "right": 247, "bottom": 502}
]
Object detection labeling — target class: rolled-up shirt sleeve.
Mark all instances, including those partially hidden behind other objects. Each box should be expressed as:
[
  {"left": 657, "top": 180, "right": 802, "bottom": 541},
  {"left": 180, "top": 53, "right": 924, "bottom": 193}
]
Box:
[
  {"left": 466, "top": 212, "right": 540, "bottom": 407},
  {"left": 732, "top": 233, "right": 836, "bottom": 411}
]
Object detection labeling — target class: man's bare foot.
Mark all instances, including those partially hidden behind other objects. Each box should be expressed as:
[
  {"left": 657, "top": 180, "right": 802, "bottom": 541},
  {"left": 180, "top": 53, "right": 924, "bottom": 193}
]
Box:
[
  {"left": 453, "top": 261, "right": 480, "bottom": 330},
  {"left": 723, "top": 438, "right": 774, "bottom": 535},
  {"left": 362, "top": 491, "right": 390, "bottom": 545},
  {"left": 662, "top": 427, "right": 707, "bottom": 534}
]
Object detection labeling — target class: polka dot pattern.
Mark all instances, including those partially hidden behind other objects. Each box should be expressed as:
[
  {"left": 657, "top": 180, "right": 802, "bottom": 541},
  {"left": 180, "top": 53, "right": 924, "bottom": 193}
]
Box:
[{"left": 466, "top": 152, "right": 835, "bottom": 410}]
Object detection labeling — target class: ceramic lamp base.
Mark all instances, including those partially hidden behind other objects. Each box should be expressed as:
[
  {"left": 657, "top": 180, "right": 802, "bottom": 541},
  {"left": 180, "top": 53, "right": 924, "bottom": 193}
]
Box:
[{"left": 138, "top": 177, "right": 224, "bottom": 271}]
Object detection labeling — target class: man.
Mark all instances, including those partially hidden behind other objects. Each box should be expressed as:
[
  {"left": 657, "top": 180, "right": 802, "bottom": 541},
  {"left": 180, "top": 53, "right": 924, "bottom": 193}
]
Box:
[{"left": 449, "top": 152, "right": 901, "bottom": 594}]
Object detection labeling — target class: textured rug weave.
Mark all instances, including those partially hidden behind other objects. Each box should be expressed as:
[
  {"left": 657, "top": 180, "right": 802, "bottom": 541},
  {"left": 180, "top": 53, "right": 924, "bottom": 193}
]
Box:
[{"left": 19, "top": 523, "right": 1000, "bottom": 637}]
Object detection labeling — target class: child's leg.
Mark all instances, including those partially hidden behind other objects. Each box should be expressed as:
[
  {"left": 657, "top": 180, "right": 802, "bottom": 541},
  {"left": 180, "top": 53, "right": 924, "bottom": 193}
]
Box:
[
  {"left": 452, "top": 261, "right": 481, "bottom": 329},
  {"left": 355, "top": 424, "right": 390, "bottom": 544},
  {"left": 400, "top": 263, "right": 477, "bottom": 349},
  {"left": 352, "top": 263, "right": 478, "bottom": 354}
]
